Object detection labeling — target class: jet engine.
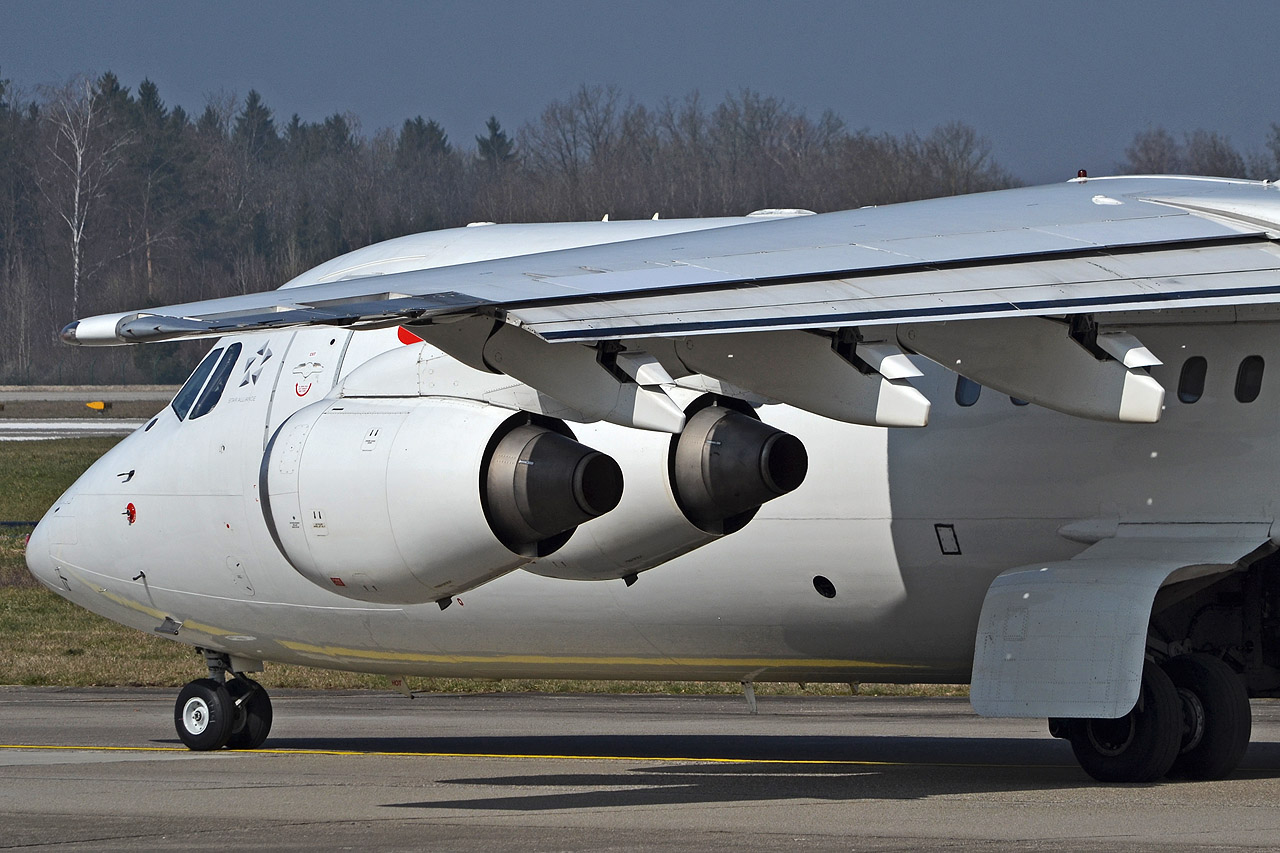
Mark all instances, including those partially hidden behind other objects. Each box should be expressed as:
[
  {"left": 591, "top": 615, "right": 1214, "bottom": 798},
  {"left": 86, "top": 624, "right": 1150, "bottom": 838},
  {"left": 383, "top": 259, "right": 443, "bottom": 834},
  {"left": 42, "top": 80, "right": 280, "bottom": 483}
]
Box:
[
  {"left": 261, "top": 397, "right": 622, "bottom": 604},
  {"left": 527, "top": 397, "right": 807, "bottom": 582}
]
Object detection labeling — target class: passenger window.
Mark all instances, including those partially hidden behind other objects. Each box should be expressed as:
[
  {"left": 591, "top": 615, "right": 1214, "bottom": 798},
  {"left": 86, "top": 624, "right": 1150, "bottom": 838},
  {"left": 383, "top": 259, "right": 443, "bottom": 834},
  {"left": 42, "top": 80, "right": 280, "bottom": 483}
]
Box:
[
  {"left": 189, "top": 343, "right": 243, "bottom": 420},
  {"left": 1235, "top": 355, "right": 1264, "bottom": 403},
  {"left": 1010, "top": 397, "right": 1029, "bottom": 407},
  {"left": 955, "top": 376, "right": 981, "bottom": 407},
  {"left": 1177, "top": 356, "right": 1207, "bottom": 404},
  {"left": 171, "top": 348, "right": 223, "bottom": 420}
]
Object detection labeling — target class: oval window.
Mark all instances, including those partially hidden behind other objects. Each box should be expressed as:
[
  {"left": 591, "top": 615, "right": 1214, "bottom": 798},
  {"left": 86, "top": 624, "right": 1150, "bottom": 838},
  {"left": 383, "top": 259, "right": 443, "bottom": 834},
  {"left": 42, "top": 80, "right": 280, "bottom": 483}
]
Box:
[
  {"left": 812, "top": 576, "right": 837, "bottom": 598},
  {"left": 955, "top": 376, "right": 981, "bottom": 407},
  {"left": 1177, "top": 356, "right": 1207, "bottom": 404},
  {"left": 1235, "top": 355, "right": 1264, "bottom": 403}
]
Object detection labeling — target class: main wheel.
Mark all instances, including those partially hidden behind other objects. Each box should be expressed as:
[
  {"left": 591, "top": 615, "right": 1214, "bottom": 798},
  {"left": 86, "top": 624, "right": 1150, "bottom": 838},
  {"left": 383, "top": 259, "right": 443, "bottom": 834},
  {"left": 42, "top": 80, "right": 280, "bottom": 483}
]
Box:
[
  {"left": 1066, "top": 662, "right": 1182, "bottom": 783},
  {"left": 225, "top": 677, "right": 273, "bottom": 750},
  {"left": 1163, "top": 653, "right": 1251, "bottom": 780},
  {"left": 174, "top": 678, "right": 234, "bottom": 751}
]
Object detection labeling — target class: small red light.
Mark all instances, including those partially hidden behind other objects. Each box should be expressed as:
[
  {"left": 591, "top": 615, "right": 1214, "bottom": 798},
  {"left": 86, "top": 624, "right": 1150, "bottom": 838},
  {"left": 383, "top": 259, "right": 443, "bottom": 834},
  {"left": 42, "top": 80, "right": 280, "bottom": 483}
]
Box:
[
  {"left": 330, "top": 577, "right": 346, "bottom": 587},
  {"left": 124, "top": 503, "right": 136, "bottom": 525},
  {"left": 1077, "top": 169, "right": 1088, "bottom": 178}
]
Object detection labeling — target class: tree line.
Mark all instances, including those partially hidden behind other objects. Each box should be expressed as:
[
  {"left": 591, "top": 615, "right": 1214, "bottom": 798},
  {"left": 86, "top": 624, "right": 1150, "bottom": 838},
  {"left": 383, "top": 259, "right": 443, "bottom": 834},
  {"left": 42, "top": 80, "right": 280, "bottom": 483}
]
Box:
[{"left": 0, "top": 73, "right": 1273, "bottom": 384}]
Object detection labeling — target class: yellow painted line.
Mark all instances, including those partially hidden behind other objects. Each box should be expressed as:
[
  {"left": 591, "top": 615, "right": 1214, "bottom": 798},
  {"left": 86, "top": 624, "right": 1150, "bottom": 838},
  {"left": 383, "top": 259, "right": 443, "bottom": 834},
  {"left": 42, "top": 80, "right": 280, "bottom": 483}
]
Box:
[
  {"left": 278, "top": 639, "right": 925, "bottom": 670},
  {"left": 0, "top": 744, "right": 1066, "bottom": 769}
]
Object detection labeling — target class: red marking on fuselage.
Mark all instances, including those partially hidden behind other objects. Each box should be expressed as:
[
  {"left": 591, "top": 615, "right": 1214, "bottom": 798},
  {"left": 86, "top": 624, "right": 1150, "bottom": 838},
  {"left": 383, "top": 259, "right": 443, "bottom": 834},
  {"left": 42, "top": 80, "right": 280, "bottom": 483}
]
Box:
[
  {"left": 398, "top": 327, "right": 424, "bottom": 345},
  {"left": 296, "top": 382, "right": 312, "bottom": 396}
]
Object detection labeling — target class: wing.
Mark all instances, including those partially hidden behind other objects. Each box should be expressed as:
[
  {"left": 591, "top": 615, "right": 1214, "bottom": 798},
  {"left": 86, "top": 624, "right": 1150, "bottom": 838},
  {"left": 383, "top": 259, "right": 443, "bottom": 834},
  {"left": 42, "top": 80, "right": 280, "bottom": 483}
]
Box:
[
  {"left": 62, "top": 176, "right": 1280, "bottom": 430},
  {"left": 64, "top": 176, "right": 1280, "bottom": 345}
]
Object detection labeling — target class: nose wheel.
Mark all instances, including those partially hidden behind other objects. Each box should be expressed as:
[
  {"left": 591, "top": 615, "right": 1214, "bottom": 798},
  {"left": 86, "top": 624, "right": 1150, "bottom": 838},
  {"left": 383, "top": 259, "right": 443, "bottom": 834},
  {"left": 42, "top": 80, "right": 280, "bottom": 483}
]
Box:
[
  {"left": 174, "top": 651, "right": 273, "bottom": 751},
  {"left": 175, "top": 678, "right": 235, "bottom": 751},
  {"left": 224, "top": 676, "right": 273, "bottom": 750}
]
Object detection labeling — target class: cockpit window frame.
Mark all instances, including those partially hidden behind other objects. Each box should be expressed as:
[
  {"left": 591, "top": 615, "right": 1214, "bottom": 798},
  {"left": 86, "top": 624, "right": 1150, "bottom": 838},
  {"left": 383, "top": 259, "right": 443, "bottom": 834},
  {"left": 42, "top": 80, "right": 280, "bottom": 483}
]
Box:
[
  {"left": 170, "top": 347, "right": 224, "bottom": 421},
  {"left": 188, "top": 342, "right": 243, "bottom": 420}
]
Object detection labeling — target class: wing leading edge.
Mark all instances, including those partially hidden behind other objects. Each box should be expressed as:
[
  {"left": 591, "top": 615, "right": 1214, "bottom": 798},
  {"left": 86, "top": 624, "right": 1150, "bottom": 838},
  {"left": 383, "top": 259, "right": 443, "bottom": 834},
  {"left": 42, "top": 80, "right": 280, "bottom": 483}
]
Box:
[{"left": 62, "top": 177, "right": 1280, "bottom": 348}]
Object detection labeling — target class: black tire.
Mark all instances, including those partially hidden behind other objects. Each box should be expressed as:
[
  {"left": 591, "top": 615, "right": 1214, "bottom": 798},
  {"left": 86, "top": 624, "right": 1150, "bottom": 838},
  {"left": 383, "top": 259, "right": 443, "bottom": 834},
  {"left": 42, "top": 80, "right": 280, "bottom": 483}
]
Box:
[
  {"left": 1163, "top": 653, "right": 1251, "bottom": 780},
  {"left": 225, "top": 677, "right": 273, "bottom": 750},
  {"left": 174, "top": 678, "right": 234, "bottom": 751},
  {"left": 1067, "top": 662, "right": 1182, "bottom": 783}
]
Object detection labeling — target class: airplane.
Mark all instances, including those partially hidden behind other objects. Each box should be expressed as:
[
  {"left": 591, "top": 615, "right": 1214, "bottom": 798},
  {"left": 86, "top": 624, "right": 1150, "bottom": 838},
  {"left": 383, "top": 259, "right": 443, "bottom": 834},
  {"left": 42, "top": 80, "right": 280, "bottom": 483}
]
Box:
[{"left": 24, "top": 174, "right": 1280, "bottom": 784}]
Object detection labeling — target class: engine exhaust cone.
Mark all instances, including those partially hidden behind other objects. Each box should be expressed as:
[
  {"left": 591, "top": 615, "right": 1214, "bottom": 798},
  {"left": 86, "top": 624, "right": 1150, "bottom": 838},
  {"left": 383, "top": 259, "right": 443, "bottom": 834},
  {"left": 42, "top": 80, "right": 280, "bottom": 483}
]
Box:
[
  {"left": 673, "top": 406, "right": 808, "bottom": 532},
  {"left": 486, "top": 425, "right": 623, "bottom": 551}
]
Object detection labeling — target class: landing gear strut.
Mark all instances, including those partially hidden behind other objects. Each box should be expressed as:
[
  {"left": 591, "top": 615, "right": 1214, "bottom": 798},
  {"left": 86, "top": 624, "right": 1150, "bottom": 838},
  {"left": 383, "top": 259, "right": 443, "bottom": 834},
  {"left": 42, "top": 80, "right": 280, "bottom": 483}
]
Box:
[
  {"left": 174, "top": 649, "right": 273, "bottom": 751},
  {"left": 1056, "top": 655, "right": 1251, "bottom": 783}
]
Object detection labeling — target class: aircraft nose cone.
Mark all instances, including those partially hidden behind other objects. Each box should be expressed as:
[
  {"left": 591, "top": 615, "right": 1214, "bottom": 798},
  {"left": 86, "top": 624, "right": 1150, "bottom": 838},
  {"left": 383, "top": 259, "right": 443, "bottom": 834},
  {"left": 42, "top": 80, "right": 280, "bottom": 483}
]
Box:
[{"left": 24, "top": 518, "right": 59, "bottom": 589}]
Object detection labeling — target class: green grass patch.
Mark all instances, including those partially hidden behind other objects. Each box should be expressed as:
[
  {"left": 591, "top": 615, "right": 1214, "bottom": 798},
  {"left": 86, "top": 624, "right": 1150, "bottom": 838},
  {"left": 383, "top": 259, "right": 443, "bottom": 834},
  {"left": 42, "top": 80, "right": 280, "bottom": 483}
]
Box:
[
  {"left": 0, "top": 437, "right": 123, "bottom": 522},
  {"left": 1, "top": 437, "right": 125, "bottom": 587}
]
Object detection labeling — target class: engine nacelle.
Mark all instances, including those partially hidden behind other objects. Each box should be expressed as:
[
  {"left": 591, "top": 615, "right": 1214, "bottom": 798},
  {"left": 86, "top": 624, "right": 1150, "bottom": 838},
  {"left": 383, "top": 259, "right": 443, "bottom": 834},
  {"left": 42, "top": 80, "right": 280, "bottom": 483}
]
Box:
[
  {"left": 527, "top": 398, "right": 807, "bottom": 582},
  {"left": 261, "top": 397, "right": 622, "bottom": 604}
]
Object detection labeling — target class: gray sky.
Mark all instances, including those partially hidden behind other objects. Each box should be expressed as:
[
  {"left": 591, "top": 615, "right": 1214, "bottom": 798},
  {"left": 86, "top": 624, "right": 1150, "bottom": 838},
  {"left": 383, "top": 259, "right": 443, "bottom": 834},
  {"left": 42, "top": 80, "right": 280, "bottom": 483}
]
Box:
[{"left": 3, "top": 0, "right": 1277, "bottom": 184}]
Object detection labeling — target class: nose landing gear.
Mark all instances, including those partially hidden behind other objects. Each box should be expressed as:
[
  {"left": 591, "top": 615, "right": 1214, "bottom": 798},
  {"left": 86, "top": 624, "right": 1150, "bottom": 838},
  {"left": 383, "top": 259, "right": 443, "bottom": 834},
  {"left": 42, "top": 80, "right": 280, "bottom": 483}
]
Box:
[{"left": 174, "top": 649, "right": 274, "bottom": 751}]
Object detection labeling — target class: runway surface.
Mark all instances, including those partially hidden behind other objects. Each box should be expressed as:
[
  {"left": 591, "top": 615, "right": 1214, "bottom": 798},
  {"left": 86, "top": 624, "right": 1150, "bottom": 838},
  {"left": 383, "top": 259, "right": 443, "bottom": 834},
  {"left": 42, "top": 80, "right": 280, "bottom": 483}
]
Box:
[
  {"left": 0, "top": 386, "right": 177, "bottom": 403},
  {"left": 0, "top": 419, "right": 146, "bottom": 440},
  {"left": 3, "top": 688, "right": 1280, "bottom": 851}
]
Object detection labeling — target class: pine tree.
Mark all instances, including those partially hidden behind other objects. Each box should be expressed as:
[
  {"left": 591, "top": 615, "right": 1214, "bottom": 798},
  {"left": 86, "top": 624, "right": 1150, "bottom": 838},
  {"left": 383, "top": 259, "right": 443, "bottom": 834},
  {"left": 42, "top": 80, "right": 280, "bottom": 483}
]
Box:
[
  {"left": 476, "top": 116, "right": 514, "bottom": 165},
  {"left": 233, "top": 90, "right": 280, "bottom": 161}
]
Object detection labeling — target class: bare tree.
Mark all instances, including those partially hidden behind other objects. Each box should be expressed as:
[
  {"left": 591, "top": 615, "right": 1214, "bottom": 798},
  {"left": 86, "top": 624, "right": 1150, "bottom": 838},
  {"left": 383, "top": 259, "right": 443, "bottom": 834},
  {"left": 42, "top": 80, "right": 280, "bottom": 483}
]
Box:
[
  {"left": 1123, "top": 127, "right": 1182, "bottom": 174},
  {"left": 36, "top": 75, "right": 132, "bottom": 318},
  {"left": 1183, "top": 130, "right": 1246, "bottom": 178}
]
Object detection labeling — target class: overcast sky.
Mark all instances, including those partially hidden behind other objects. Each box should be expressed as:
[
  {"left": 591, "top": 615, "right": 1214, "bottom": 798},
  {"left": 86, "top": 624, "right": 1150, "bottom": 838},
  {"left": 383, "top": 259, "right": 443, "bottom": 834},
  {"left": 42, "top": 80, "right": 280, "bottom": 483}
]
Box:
[{"left": 4, "top": 0, "right": 1277, "bottom": 185}]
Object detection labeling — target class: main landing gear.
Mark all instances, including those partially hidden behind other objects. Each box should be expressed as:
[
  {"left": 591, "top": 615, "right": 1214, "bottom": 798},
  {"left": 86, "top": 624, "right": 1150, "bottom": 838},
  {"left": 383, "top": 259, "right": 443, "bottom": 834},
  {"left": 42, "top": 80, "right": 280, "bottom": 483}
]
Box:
[
  {"left": 1050, "top": 654, "right": 1251, "bottom": 783},
  {"left": 174, "top": 649, "right": 273, "bottom": 751}
]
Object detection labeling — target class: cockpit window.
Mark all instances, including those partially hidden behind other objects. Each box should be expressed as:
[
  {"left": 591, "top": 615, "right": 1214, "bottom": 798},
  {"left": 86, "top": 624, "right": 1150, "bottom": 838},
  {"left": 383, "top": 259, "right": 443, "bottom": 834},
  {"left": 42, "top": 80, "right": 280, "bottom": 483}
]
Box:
[
  {"left": 171, "top": 348, "right": 223, "bottom": 420},
  {"left": 189, "top": 342, "right": 243, "bottom": 420}
]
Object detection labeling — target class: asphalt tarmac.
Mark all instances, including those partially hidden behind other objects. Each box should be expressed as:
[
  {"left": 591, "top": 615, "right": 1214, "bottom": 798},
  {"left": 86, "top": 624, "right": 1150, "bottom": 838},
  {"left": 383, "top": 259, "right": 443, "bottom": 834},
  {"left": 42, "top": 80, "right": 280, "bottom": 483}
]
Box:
[
  {"left": 3, "top": 688, "right": 1280, "bottom": 851},
  {"left": 0, "top": 419, "right": 146, "bottom": 440}
]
